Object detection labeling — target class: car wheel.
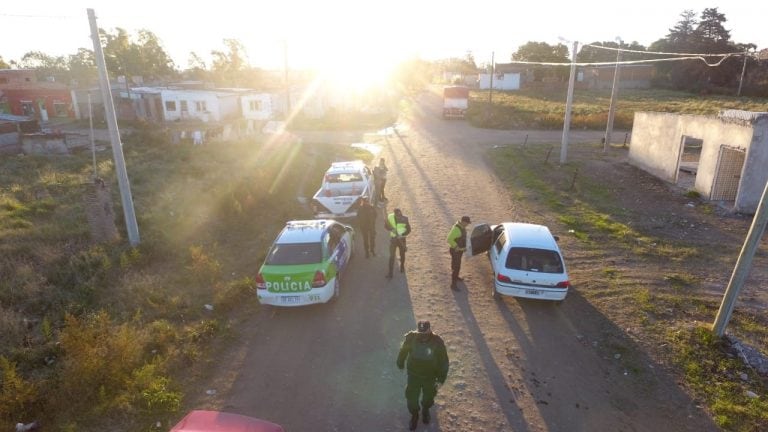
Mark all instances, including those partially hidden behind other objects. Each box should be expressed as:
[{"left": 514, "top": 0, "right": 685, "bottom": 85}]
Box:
[{"left": 492, "top": 286, "right": 500, "bottom": 300}]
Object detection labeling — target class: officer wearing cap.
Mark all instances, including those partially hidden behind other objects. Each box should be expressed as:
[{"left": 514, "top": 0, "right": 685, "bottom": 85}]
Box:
[
  {"left": 396, "top": 320, "right": 450, "bottom": 430},
  {"left": 385, "top": 208, "right": 411, "bottom": 278},
  {"left": 446, "top": 216, "right": 471, "bottom": 291}
]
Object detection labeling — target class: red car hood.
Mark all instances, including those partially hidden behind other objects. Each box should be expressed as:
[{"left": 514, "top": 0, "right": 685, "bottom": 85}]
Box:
[{"left": 170, "top": 410, "right": 284, "bottom": 432}]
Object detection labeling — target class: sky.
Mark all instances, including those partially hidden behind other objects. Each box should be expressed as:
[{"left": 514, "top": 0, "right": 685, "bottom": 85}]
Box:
[{"left": 2, "top": 1, "right": 767, "bottom": 73}]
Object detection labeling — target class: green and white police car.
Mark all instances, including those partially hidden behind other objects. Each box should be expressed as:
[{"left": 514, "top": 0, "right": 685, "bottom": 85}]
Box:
[{"left": 256, "top": 220, "right": 354, "bottom": 307}]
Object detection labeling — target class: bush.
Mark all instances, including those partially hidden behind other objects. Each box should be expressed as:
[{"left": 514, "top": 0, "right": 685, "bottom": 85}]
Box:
[{"left": 0, "top": 356, "right": 38, "bottom": 422}]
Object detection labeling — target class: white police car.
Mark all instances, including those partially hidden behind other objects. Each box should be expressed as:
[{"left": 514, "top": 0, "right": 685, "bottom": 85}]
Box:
[
  {"left": 469, "top": 222, "right": 570, "bottom": 302},
  {"left": 256, "top": 220, "right": 354, "bottom": 307}
]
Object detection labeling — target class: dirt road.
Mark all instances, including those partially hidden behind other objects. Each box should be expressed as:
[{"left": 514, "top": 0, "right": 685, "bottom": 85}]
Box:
[{"left": 206, "top": 92, "right": 719, "bottom": 431}]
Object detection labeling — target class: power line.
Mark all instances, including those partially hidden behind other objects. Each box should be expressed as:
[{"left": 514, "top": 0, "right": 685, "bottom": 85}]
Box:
[
  {"left": 583, "top": 43, "right": 749, "bottom": 58},
  {"left": 505, "top": 55, "right": 736, "bottom": 68},
  {"left": 0, "top": 12, "right": 78, "bottom": 19}
]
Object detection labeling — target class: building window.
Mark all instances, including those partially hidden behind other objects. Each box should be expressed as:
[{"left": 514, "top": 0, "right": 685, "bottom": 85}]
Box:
[
  {"left": 195, "top": 101, "right": 207, "bottom": 112},
  {"left": 180, "top": 100, "right": 188, "bottom": 111},
  {"left": 249, "top": 100, "right": 262, "bottom": 111},
  {"left": 165, "top": 101, "right": 177, "bottom": 111},
  {"left": 53, "top": 101, "right": 68, "bottom": 117},
  {"left": 21, "top": 101, "right": 34, "bottom": 116}
]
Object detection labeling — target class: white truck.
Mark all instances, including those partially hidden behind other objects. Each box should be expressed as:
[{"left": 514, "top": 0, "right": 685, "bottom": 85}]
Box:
[
  {"left": 443, "top": 86, "right": 469, "bottom": 119},
  {"left": 311, "top": 160, "right": 375, "bottom": 219}
]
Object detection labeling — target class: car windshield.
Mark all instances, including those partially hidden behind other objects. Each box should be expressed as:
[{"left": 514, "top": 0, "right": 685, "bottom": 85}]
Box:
[
  {"left": 505, "top": 247, "right": 563, "bottom": 273},
  {"left": 326, "top": 172, "right": 363, "bottom": 183},
  {"left": 265, "top": 243, "right": 323, "bottom": 265}
]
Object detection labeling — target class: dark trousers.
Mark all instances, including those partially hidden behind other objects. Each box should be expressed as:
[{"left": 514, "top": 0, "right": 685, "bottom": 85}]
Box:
[
  {"left": 377, "top": 180, "right": 387, "bottom": 202},
  {"left": 361, "top": 226, "right": 375, "bottom": 254},
  {"left": 450, "top": 248, "right": 464, "bottom": 282},
  {"left": 389, "top": 237, "right": 406, "bottom": 274},
  {"left": 405, "top": 374, "right": 438, "bottom": 414}
]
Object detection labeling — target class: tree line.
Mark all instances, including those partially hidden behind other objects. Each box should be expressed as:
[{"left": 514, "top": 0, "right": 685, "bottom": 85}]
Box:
[
  {"left": 438, "top": 7, "right": 767, "bottom": 97},
  {"left": 0, "top": 28, "right": 269, "bottom": 89}
]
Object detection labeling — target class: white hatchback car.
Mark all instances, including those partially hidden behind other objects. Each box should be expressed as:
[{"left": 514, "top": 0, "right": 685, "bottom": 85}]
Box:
[{"left": 469, "top": 222, "right": 570, "bottom": 302}]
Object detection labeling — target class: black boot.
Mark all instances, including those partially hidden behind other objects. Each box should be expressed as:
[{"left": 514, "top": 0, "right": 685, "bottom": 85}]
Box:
[
  {"left": 422, "top": 408, "right": 431, "bottom": 424},
  {"left": 409, "top": 411, "right": 419, "bottom": 430}
]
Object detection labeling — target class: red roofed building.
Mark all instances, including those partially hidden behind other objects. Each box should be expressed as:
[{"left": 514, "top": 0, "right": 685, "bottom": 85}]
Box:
[{"left": 0, "top": 69, "right": 74, "bottom": 121}]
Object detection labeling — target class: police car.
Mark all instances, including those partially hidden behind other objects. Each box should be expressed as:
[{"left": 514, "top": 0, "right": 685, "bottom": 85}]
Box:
[
  {"left": 256, "top": 220, "right": 354, "bottom": 307},
  {"left": 469, "top": 222, "right": 570, "bottom": 302}
]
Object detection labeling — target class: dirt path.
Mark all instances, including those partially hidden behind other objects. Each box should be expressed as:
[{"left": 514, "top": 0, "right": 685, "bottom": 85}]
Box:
[{"left": 199, "top": 93, "right": 720, "bottom": 431}]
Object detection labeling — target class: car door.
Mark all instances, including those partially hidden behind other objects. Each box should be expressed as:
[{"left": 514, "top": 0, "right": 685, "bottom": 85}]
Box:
[
  {"left": 328, "top": 223, "right": 349, "bottom": 271},
  {"left": 469, "top": 224, "right": 493, "bottom": 256}
]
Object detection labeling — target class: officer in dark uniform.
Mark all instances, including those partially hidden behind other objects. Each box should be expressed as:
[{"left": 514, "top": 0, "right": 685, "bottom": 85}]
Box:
[
  {"left": 356, "top": 197, "right": 377, "bottom": 258},
  {"left": 446, "top": 216, "right": 471, "bottom": 291},
  {"left": 397, "top": 320, "right": 450, "bottom": 430}
]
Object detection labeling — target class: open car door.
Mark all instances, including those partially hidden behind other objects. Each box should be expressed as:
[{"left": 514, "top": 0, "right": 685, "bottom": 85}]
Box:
[{"left": 468, "top": 223, "right": 493, "bottom": 256}]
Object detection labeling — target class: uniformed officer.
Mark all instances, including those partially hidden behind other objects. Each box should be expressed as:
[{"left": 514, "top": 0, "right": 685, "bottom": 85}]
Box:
[
  {"left": 385, "top": 208, "right": 411, "bottom": 278},
  {"left": 356, "top": 197, "right": 377, "bottom": 258},
  {"left": 446, "top": 216, "right": 471, "bottom": 291},
  {"left": 397, "top": 320, "right": 449, "bottom": 430}
]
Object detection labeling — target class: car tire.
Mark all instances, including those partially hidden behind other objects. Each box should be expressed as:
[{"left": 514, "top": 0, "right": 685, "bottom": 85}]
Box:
[
  {"left": 492, "top": 287, "right": 500, "bottom": 300},
  {"left": 329, "top": 277, "right": 340, "bottom": 303}
]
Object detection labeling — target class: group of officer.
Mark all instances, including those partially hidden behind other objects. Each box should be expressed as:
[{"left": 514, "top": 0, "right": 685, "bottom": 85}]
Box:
[{"left": 355, "top": 159, "right": 472, "bottom": 430}]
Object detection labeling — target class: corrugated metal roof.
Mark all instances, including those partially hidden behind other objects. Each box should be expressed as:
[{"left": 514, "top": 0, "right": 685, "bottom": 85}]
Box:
[{"left": 718, "top": 110, "right": 768, "bottom": 124}]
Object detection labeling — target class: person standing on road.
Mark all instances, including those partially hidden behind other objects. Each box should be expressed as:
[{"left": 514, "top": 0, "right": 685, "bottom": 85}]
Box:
[
  {"left": 446, "top": 216, "right": 471, "bottom": 291},
  {"left": 385, "top": 208, "right": 411, "bottom": 278},
  {"left": 397, "top": 320, "right": 449, "bottom": 431},
  {"left": 356, "top": 197, "right": 377, "bottom": 258},
  {"left": 373, "top": 158, "right": 389, "bottom": 205}
]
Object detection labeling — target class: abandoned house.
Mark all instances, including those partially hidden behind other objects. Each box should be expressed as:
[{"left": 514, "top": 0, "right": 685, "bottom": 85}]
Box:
[{"left": 629, "top": 110, "right": 768, "bottom": 215}]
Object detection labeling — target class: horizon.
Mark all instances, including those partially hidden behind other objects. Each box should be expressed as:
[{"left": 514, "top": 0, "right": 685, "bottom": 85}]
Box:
[{"left": 2, "top": 2, "right": 767, "bottom": 72}]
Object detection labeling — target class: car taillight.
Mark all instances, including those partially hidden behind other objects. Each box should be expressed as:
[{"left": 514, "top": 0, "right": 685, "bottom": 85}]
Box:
[
  {"left": 255, "top": 273, "right": 266, "bottom": 290},
  {"left": 556, "top": 281, "right": 570, "bottom": 288},
  {"left": 497, "top": 273, "right": 512, "bottom": 283},
  {"left": 312, "top": 271, "right": 326, "bottom": 288}
]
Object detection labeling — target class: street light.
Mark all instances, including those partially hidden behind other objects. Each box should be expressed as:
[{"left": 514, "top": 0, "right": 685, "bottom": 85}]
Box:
[
  {"left": 604, "top": 37, "right": 622, "bottom": 152},
  {"left": 559, "top": 37, "right": 579, "bottom": 164}
]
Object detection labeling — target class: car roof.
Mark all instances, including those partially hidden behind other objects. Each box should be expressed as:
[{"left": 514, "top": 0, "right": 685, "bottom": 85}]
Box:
[
  {"left": 275, "top": 220, "right": 334, "bottom": 244},
  {"left": 326, "top": 160, "right": 366, "bottom": 173},
  {"left": 501, "top": 222, "right": 558, "bottom": 249}
]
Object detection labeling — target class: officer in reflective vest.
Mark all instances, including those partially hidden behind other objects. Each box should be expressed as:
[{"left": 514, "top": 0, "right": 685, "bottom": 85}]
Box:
[
  {"left": 397, "top": 320, "right": 449, "bottom": 430},
  {"left": 385, "top": 208, "right": 411, "bottom": 278},
  {"left": 446, "top": 216, "right": 471, "bottom": 291}
]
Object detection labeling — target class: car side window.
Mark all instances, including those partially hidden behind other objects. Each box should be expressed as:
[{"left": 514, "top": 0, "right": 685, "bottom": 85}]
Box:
[
  {"left": 494, "top": 231, "right": 506, "bottom": 254},
  {"left": 322, "top": 232, "right": 332, "bottom": 257}
]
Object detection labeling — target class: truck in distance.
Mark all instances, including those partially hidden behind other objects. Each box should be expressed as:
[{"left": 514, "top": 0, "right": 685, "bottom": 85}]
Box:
[{"left": 443, "top": 86, "right": 469, "bottom": 119}]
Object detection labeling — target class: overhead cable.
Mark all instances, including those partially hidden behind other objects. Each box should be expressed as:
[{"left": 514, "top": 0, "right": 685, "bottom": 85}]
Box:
[
  {"left": 505, "top": 55, "right": 736, "bottom": 68},
  {"left": 583, "top": 43, "right": 752, "bottom": 58}
]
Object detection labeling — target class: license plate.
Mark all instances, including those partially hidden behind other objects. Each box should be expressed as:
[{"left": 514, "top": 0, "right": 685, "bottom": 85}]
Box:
[
  {"left": 525, "top": 289, "right": 542, "bottom": 296},
  {"left": 281, "top": 296, "right": 301, "bottom": 304}
]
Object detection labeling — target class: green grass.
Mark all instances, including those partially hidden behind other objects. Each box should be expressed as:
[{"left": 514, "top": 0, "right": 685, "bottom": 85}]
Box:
[
  {"left": 0, "top": 123, "right": 366, "bottom": 430},
  {"left": 469, "top": 88, "right": 768, "bottom": 130},
  {"left": 488, "top": 145, "right": 699, "bottom": 260}
]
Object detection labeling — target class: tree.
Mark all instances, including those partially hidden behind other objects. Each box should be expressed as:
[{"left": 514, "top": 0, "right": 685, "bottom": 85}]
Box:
[
  {"left": 99, "top": 28, "right": 177, "bottom": 81},
  {"left": 19, "top": 51, "right": 69, "bottom": 82},
  {"left": 0, "top": 56, "right": 10, "bottom": 69},
  {"left": 578, "top": 41, "right": 647, "bottom": 64},
  {"left": 512, "top": 41, "right": 570, "bottom": 81},
  {"left": 210, "top": 39, "right": 249, "bottom": 86},
  {"left": 68, "top": 48, "right": 97, "bottom": 88},
  {"left": 695, "top": 8, "right": 730, "bottom": 46},
  {"left": 184, "top": 51, "right": 209, "bottom": 81},
  {"left": 667, "top": 9, "right": 698, "bottom": 50}
]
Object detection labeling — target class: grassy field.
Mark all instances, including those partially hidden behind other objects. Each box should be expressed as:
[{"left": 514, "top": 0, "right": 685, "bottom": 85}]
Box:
[
  {"left": 0, "top": 126, "right": 364, "bottom": 430},
  {"left": 487, "top": 143, "right": 768, "bottom": 431},
  {"left": 468, "top": 88, "right": 768, "bottom": 130}
]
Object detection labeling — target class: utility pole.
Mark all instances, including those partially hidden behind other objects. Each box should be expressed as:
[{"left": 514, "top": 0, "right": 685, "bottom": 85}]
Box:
[
  {"left": 88, "top": 8, "right": 140, "bottom": 246},
  {"left": 604, "top": 39, "right": 622, "bottom": 152},
  {"left": 284, "top": 40, "right": 291, "bottom": 114},
  {"left": 737, "top": 49, "right": 748, "bottom": 97},
  {"left": 713, "top": 179, "right": 768, "bottom": 336},
  {"left": 488, "top": 51, "right": 495, "bottom": 106},
  {"left": 560, "top": 41, "right": 578, "bottom": 164}
]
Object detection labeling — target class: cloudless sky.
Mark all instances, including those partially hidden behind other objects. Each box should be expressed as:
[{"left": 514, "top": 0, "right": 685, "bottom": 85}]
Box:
[{"left": 2, "top": 1, "right": 766, "bottom": 72}]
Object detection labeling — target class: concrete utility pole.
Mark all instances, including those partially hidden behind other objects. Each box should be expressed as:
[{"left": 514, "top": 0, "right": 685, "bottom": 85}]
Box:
[
  {"left": 604, "top": 39, "right": 622, "bottom": 152},
  {"left": 488, "top": 52, "right": 495, "bottom": 104},
  {"left": 284, "top": 40, "right": 291, "bottom": 114},
  {"left": 560, "top": 41, "right": 578, "bottom": 164},
  {"left": 737, "top": 49, "right": 749, "bottom": 97},
  {"left": 88, "top": 8, "right": 140, "bottom": 246},
  {"left": 713, "top": 179, "right": 768, "bottom": 336}
]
